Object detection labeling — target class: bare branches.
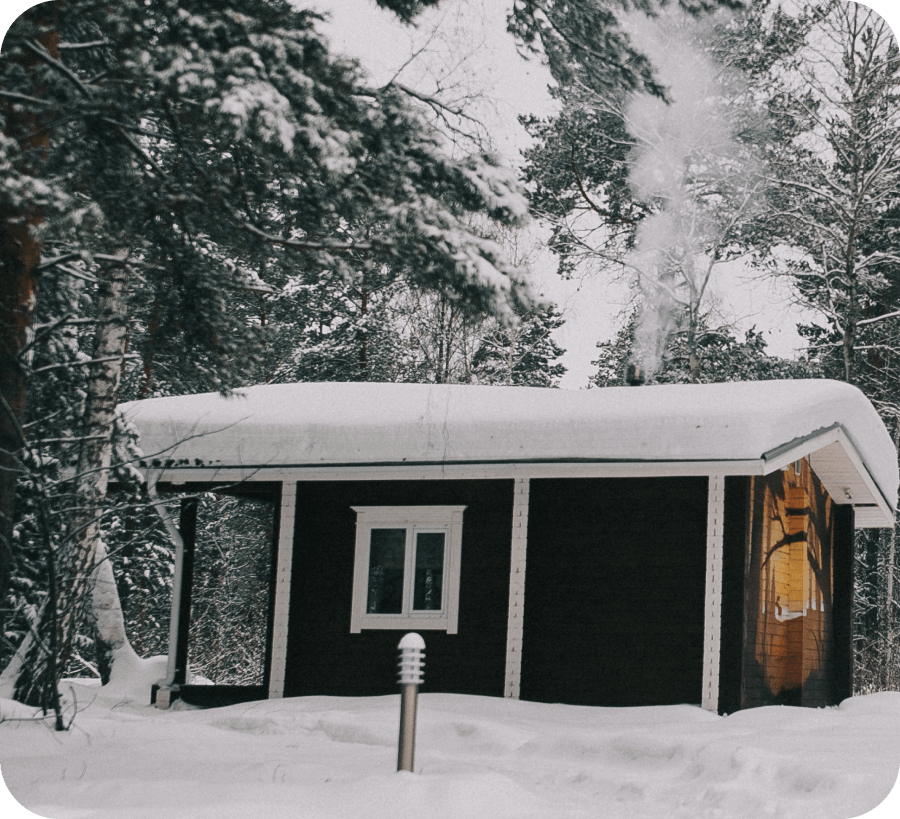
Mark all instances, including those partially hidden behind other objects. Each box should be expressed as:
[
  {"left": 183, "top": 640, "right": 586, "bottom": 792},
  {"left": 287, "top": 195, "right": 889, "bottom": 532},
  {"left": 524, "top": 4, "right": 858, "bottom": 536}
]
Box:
[
  {"left": 0, "top": 90, "right": 52, "bottom": 107},
  {"left": 57, "top": 40, "right": 109, "bottom": 51},
  {"left": 238, "top": 221, "right": 389, "bottom": 254},
  {"left": 389, "top": 82, "right": 486, "bottom": 139},
  {"left": 38, "top": 252, "right": 132, "bottom": 273},
  {"left": 32, "top": 354, "right": 140, "bottom": 375},
  {"left": 569, "top": 143, "right": 608, "bottom": 220}
]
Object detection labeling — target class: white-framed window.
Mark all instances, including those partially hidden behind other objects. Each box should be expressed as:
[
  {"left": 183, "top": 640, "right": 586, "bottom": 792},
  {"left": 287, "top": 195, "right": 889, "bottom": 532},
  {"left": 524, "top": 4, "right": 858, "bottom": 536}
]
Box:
[{"left": 350, "top": 506, "right": 466, "bottom": 633}]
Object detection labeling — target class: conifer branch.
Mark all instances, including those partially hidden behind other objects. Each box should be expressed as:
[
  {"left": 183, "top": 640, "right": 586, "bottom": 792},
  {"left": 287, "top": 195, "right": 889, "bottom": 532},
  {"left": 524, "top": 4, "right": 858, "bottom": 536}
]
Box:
[
  {"left": 23, "top": 40, "right": 94, "bottom": 98},
  {"left": 238, "top": 221, "right": 391, "bottom": 253}
]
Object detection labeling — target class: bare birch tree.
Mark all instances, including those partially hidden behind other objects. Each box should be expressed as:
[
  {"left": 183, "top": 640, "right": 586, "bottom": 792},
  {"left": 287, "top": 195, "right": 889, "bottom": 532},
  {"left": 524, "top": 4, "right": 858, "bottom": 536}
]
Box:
[
  {"left": 763, "top": 0, "right": 900, "bottom": 387},
  {"left": 13, "top": 259, "right": 136, "bottom": 707},
  {"left": 759, "top": 0, "right": 900, "bottom": 692}
]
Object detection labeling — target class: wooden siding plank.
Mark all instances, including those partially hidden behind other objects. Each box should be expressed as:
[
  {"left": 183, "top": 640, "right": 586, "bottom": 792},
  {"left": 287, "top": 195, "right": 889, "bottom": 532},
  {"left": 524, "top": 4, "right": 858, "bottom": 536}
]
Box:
[
  {"left": 702, "top": 474, "right": 726, "bottom": 712},
  {"left": 504, "top": 477, "right": 530, "bottom": 698},
  {"left": 742, "top": 463, "right": 841, "bottom": 708},
  {"left": 268, "top": 481, "right": 297, "bottom": 698}
]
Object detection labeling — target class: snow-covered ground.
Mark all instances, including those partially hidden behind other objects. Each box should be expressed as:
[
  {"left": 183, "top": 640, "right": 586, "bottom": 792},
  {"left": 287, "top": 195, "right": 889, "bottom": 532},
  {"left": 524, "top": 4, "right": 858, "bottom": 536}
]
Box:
[{"left": 1, "top": 655, "right": 898, "bottom": 819}]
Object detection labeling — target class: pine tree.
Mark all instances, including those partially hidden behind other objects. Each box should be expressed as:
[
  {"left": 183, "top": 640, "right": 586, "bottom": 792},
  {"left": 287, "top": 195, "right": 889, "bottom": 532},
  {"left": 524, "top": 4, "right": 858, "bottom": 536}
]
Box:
[
  {"left": 472, "top": 303, "right": 567, "bottom": 387},
  {"left": 759, "top": 0, "right": 900, "bottom": 389},
  {"left": 0, "top": 0, "right": 533, "bottom": 712},
  {"left": 755, "top": 0, "right": 900, "bottom": 692},
  {"left": 268, "top": 264, "right": 410, "bottom": 384},
  {"left": 591, "top": 308, "right": 820, "bottom": 386},
  {"left": 507, "top": 0, "right": 745, "bottom": 95},
  {"left": 520, "top": 3, "right": 790, "bottom": 382}
]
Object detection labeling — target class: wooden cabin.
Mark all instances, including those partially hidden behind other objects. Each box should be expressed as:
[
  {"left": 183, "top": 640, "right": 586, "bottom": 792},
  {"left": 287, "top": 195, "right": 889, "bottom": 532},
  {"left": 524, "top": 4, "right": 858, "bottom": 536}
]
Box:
[{"left": 121, "top": 380, "right": 898, "bottom": 713}]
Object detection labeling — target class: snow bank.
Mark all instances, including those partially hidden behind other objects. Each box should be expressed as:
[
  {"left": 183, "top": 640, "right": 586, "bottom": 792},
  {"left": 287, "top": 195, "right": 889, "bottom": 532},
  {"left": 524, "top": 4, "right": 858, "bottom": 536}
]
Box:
[
  {"left": 120, "top": 379, "right": 898, "bottom": 509},
  {"left": 2, "top": 687, "right": 898, "bottom": 818}
]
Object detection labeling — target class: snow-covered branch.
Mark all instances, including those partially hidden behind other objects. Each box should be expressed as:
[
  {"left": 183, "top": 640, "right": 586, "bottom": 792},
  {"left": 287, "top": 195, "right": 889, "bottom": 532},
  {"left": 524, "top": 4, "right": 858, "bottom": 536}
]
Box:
[
  {"left": 238, "top": 221, "right": 389, "bottom": 253},
  {"left": 857, "top": 310, "right": 900, "bottom": 328}
]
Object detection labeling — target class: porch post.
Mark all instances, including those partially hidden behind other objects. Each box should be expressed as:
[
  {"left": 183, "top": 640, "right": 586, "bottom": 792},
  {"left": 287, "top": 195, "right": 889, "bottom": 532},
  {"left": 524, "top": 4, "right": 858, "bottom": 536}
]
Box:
[
  {"left": 268, "top": 480, "right": 297, "bottom": 698},
  {"left": 504, "top": 476, "right": 530, "bottom": 698},
  {"left": 172, "top": 496, "right": 198, "bottom": 687},
  {"left": 702, "top": 473, "right": 726, "bottom": 712}
]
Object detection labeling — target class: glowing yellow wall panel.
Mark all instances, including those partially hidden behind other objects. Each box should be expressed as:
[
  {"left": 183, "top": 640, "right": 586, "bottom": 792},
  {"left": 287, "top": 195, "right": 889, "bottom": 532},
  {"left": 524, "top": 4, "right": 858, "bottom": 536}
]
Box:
[{"left": 743, "top": 461, "right": 835, "bottom": 707}]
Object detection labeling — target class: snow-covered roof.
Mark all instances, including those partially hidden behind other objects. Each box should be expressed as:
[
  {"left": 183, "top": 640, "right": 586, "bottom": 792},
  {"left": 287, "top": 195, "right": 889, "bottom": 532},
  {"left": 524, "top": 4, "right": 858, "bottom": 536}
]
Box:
[{"left": 120, "top": 379, "right": 898, "bottom": 519}]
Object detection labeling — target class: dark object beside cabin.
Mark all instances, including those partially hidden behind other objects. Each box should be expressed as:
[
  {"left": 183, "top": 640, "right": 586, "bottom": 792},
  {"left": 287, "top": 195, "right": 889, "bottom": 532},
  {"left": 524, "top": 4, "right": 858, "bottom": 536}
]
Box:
[{"left": 717, "top": 476, "right": 752, "bottom": 715}]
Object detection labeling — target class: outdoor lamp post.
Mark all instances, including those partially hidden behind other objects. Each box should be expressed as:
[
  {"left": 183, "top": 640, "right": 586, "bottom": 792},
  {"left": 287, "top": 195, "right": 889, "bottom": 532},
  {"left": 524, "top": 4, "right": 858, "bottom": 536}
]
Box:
[{"left": 397, "top": 632, "right": 425, "bottom": 772}]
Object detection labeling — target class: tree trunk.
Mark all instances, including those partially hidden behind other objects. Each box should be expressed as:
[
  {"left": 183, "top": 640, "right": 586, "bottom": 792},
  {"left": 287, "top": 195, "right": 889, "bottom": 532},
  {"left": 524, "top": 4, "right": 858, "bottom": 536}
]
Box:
[
  {"left": 0, "top": 6, "right": 59, "bottom": 640},
  {"left": 0, "top": 222, "right": 37, "bottom": 625},
  {"left": 687, "top": 304, "right": 701, "bottom": 384},
  {"left": 358, "top": 288, "right": 369, "bottom": 380},
  {"left": 14, "top": 260, "right": 133, "bottom": 710},
  {"left": 138, "top": 297, "right": 161, "bottom": 398},
  {"left": 91, "top": 537, "right": 138, "bottom": 684},
  {"left": 842, "top": 248, "right": 859, "bottom": 385}
]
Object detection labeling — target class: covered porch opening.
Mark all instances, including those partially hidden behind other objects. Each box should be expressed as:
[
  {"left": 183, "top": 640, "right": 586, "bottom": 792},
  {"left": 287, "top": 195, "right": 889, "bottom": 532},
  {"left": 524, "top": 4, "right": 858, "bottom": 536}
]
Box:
[{"left": 154, "top": 481, "right": 280, "bottom": 708}]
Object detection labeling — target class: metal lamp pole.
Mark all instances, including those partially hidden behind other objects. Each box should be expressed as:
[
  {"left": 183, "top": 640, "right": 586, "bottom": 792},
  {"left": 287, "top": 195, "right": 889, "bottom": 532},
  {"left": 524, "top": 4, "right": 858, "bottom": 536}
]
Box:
[{"left": 397, "top": 632, "right": 425, "bottom": 772}]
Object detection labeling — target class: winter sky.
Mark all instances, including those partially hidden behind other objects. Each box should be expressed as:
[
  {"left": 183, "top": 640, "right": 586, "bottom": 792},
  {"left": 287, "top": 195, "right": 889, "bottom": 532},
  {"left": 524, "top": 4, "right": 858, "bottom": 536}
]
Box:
[{"left": 3, "top": 0, "right": 900, "bottom": 386}]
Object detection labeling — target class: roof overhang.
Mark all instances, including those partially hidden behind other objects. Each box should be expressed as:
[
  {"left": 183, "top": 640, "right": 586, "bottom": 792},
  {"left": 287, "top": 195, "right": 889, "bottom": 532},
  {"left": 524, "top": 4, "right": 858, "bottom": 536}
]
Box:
[
  {"left": 147, "top": 422, "right": 893, "bottom": 528},
  {"left": 124, "top": 381, "right": 897, "bottom": 529},
  {"left": 761, "top": 424, "right": 894, "bottom": 528}
]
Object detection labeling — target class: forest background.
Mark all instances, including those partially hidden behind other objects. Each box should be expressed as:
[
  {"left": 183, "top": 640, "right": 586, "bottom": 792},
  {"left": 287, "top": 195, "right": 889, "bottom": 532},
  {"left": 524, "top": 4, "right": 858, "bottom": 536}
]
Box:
[{"left": 2, "top": 0, "right": 900, "bottom": 724}]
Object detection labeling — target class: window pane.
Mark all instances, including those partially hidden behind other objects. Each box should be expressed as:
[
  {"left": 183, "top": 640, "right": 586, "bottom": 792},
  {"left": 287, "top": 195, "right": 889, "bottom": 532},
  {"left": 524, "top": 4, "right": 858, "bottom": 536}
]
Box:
[
  {"left": 367, "top": 528, "right": 406, "bottom": 614},
  {"left": 413, "top": 532, "right": 445, "bottom": 611}
]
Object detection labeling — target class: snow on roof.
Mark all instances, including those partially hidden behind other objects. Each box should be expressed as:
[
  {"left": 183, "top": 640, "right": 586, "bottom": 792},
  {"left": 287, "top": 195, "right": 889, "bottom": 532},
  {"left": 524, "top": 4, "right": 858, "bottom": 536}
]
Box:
[{"left": 120, "top": 379, "right": 898, "bottom": 510}]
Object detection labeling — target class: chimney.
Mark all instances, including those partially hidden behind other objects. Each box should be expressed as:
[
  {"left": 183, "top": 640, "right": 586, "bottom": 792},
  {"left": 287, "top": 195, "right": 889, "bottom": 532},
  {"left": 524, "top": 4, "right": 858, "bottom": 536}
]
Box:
[{"left": 625, "top": 363, "right": 645, "bottom": 386}]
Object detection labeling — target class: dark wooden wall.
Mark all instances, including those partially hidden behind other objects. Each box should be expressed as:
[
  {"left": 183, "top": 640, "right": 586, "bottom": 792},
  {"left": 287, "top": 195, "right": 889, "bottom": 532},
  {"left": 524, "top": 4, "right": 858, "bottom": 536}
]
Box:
[
  {"left": 832, "top": 504, "right": 855, "bottom": 702},
  {"left": 718, "top": 476, "right": 752, "bottom": 715},
  {"left": 164, "top": 467, "right": 860, "bottom": 711},
  {"left": 519, "top": 477, "right": 709, "bottom": 707},
  {"left": 284, "top": 479, "right": 514, "bottom": 698}
]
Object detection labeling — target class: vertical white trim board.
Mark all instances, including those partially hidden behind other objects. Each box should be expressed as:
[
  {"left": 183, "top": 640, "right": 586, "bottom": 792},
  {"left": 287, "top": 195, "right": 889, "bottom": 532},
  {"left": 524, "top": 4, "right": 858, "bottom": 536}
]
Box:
[
  {"left": 504, "top": 477, "right": 530, "bottom": 698},
  {"left": 702, "top": 473, "right": 726, "bottom": 712},
  {"left": 268, "top": 481, "right": 297, "bottom": 698}
]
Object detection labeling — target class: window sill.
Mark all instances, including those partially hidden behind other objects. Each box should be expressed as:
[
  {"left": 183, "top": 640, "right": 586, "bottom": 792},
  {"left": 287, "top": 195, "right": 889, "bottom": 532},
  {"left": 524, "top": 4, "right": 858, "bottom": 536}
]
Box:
[{"left": 352, "top": 616, "right": 456, "bottom": 633}]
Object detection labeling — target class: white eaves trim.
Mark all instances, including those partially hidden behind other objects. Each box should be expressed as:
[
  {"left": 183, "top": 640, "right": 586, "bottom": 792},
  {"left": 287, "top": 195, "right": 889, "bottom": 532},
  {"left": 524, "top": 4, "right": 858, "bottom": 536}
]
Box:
[{"left": 151, "top": 426, "right": 894, "bottom": 528}]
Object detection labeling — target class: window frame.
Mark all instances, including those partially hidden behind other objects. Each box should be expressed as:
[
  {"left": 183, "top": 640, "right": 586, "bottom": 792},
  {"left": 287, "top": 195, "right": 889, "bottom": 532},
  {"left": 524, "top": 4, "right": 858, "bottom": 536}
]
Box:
[{"left": 350, "top": 505, "right": 466, "bottom": 633}]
